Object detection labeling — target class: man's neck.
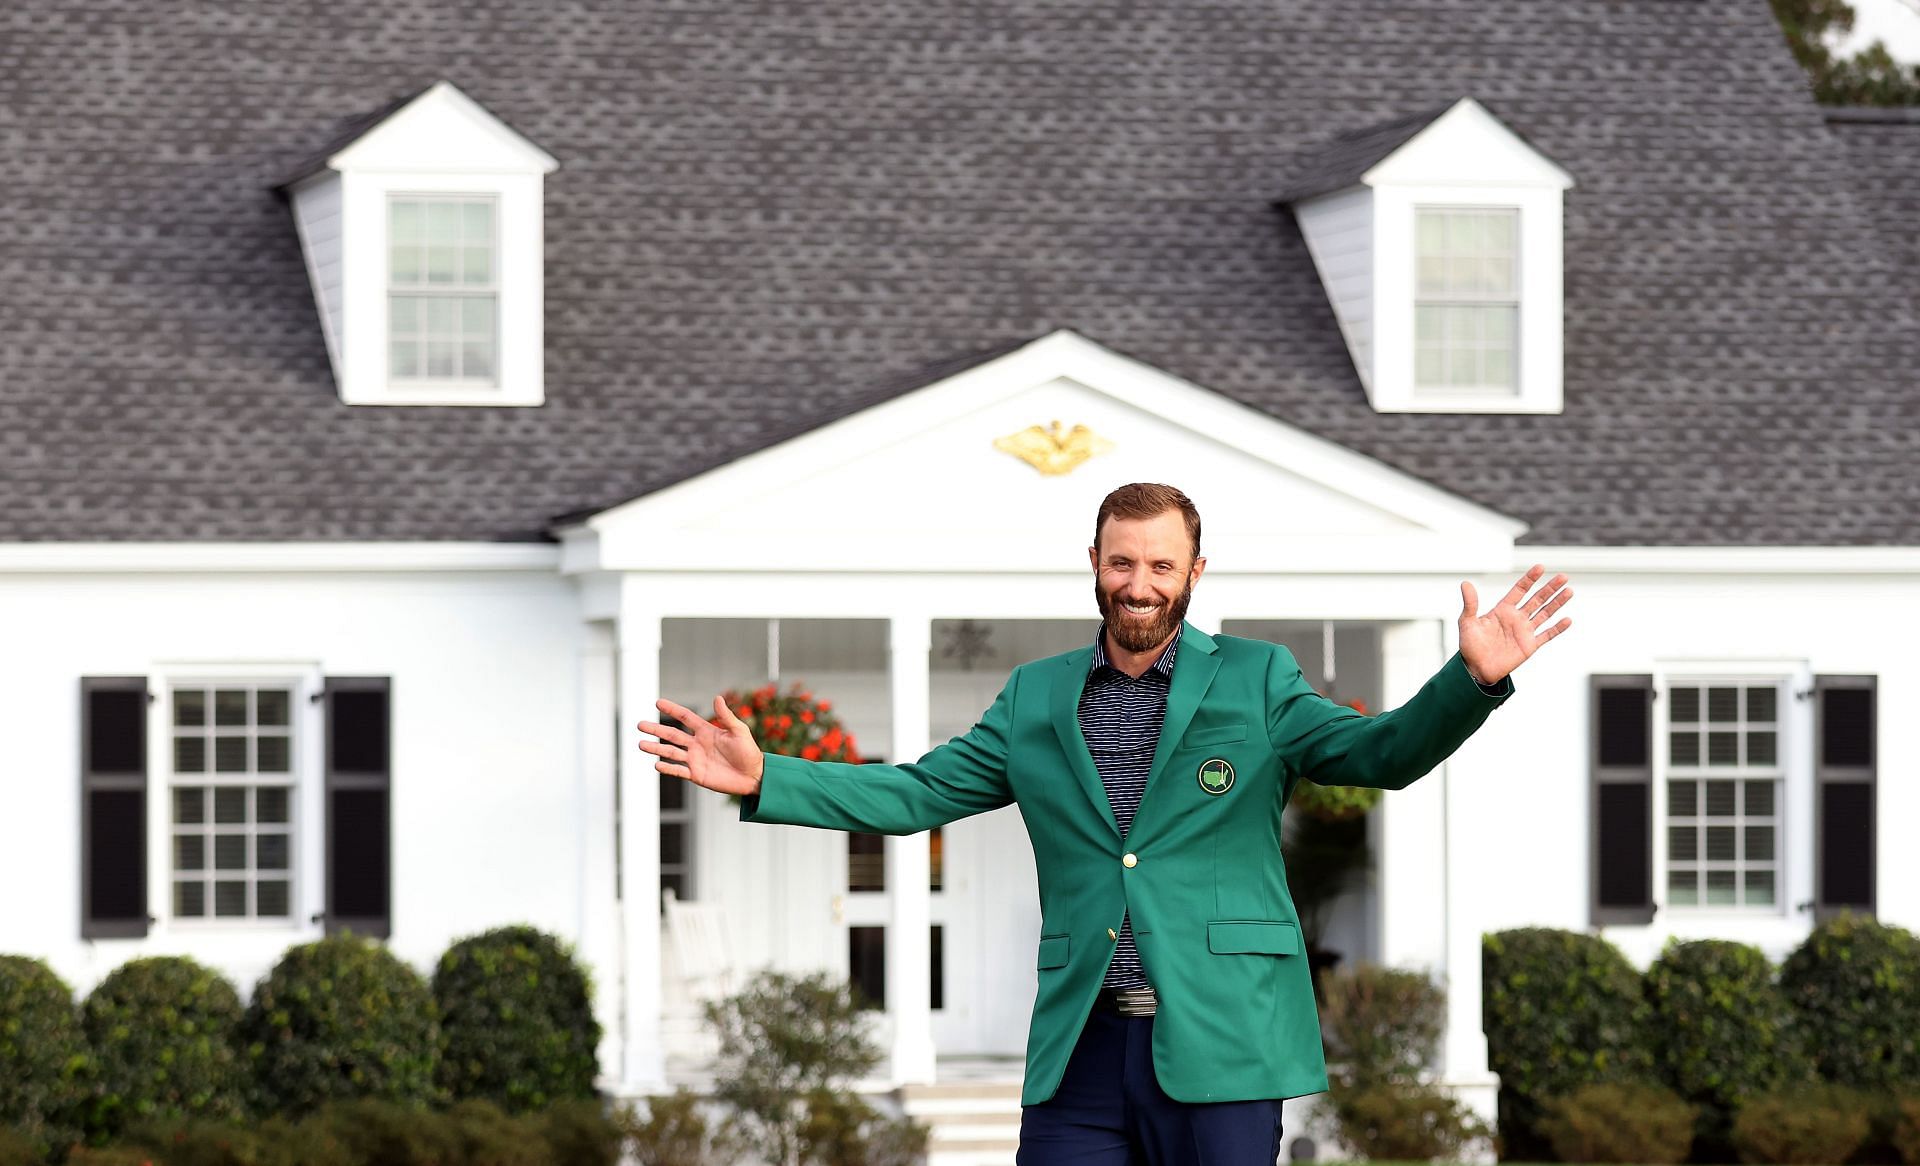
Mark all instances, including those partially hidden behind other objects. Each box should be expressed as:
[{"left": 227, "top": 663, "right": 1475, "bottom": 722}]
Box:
[{"left": 1103, "top": 627, "right": 1177, "bottom": 680}]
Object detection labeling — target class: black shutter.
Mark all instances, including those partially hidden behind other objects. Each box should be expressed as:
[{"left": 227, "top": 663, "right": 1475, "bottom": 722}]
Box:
[
  {"left": 1591, "top": 675, "right": 1655, "bottom": 926},
  {"left": 82, "top": 677, "right": 150, "bottom": 939},
  {"left": 1815, "top": 675, "right": 1875, "bottom": 921},
  {"left": 324, "top": 677, "right": 391, "bottom": 938}
]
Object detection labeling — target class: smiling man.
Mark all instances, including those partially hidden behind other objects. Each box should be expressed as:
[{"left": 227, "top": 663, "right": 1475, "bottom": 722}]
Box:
[{"left": 640, "top": 481, "right": 1573, "bottom": 1166}]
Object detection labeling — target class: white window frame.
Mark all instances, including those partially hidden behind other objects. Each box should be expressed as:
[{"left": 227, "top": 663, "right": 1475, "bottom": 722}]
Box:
[
  {"left": 386, "top": 192, "right": 501, "bottom": 390},
  {"left": 150, "top": 663, "right": 323, "bottom": 933},
  {"left": 1412, "top": 205, "right": 1521, "bottom": 399},
  {"left": 1648, "top": 660, "right": 1817, "bottom": 942}
]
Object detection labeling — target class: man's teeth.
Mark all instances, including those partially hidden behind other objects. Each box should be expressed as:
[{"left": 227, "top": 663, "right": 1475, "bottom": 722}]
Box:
[{"left": 1123, "top": 603, "right": 1156, "bottom": 614}]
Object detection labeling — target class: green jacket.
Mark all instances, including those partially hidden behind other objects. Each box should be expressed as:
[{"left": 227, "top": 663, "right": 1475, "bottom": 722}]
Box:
[{"left": 744, "top": 623, "right": 1511, "bottom": 1105}]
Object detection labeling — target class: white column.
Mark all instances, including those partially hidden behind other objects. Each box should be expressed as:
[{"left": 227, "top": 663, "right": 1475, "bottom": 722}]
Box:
[
  {"left": 1437, "top": 617, "right": 1498, "bottom": 1153},
  {"left": 577, "top": 620, "right": 623, "bottom": 1084},
  {"left": 1375, "top": 619, "right": 1448, "bottom": 970},
  {"left": 617, "top": 600, "right": 667, "bottom": 1093},
  {"left": 884, "top": 616, "right": 937, "bottom": 1086}
]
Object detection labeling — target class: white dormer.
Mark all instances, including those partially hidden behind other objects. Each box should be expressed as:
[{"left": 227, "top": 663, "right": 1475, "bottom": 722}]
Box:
[
  {"left": 1283, "top": 98, "right": 1574, "bottom": 414},
  {"left": 283, "top": 82, "right": 558, "bottom": 407}
]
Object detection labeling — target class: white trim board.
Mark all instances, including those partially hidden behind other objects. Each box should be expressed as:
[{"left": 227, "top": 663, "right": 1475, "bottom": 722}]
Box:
[{"left": 0, "top": 543, "right": 561, "bottom": 573}]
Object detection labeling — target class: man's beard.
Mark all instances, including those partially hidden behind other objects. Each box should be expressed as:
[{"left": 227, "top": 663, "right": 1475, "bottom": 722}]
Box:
[{"left": 1095, "top": 578, "right": 1193, "bottom": 654}]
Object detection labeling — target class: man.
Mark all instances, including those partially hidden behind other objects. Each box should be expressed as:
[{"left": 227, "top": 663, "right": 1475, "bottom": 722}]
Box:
[{"left": 640, "top": 482, "right": 1573, "bottom": 1166}]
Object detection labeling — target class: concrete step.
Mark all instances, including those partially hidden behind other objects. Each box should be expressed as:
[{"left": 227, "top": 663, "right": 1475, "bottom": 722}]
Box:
[{"left": 928, "top": 1136, "right": 1021, "bottom": 1166}]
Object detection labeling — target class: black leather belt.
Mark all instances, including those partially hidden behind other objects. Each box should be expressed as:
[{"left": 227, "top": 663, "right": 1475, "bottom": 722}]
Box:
[{"left": 1093, "top": 986, "right": 1158, "bottom": 1017}]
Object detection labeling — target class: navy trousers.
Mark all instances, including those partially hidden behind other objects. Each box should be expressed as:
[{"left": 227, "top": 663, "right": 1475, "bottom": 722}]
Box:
[{"left": 1016, "top": 1010, "right": 1285, "bottom": 1166}]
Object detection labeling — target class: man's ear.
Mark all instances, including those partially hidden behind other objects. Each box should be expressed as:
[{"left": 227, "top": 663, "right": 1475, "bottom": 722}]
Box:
[
  {"left": 1088, "top": 545, "right": 1100, "bottom": 571},
  {"left": 1190, "top": 556, "right": 1207, "bottom": 585}
]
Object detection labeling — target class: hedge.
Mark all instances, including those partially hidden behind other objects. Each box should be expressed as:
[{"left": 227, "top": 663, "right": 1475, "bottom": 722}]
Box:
[
  {"left": 1779, "top": 914, "right": 1920, "bottom": 1091},
  {"left": 80, "top": 956, "right": 246, "bottom": 1139},
  {"left": 0, "top": 956, "right": 87, "bottom": 1157},
  {"left": 238, "top": 935, "right": 441, "bottom": 1116},
  {"left": 434, "top": 927, "right": 602, "bottom": 1113}
]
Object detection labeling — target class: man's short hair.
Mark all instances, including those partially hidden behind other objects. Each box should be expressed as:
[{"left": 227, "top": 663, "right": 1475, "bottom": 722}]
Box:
[{"left": 1094, "top": 483, "right": 1202, "bottom": 560}]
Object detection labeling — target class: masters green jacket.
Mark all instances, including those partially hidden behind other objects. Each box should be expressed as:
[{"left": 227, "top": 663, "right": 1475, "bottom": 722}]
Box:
[{"left": 744, "top": 624, "right": 1511, "bottom": 1105}]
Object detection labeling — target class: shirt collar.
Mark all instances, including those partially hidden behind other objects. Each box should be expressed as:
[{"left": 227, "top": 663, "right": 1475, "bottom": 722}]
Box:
[{"left": 1090, "top": 622, "right": 1182, "bottom": 680}]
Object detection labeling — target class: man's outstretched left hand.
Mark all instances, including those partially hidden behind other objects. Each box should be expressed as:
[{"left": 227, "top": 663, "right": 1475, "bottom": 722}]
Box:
[{"left": 1458, "top": 564, "right": 1574, "bottom": 686}]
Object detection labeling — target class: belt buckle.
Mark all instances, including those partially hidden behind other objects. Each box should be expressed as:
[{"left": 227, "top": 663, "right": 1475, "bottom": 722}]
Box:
[{"left": 1113, "top": 987, "right": 1158, "bottom": 1017}]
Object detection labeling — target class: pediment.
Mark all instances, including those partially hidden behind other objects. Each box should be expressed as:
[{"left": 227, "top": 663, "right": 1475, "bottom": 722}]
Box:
[{"left": 572, "top": 332, "right": 1525, "bottom": 575}]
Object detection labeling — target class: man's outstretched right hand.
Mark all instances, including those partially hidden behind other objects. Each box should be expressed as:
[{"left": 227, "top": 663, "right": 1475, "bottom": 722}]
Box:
[{"left": 639, "top": 696, "right": 766, "bottom": 797}]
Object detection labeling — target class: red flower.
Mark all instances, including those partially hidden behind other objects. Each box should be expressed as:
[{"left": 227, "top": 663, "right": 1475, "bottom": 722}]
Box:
[
  {"left": 818, "top": 700, "right": 832, "bottom": 711},
  {"left": 801, "top": 745, "right": 822, "bottom": 761},
  {"left": 800, "top": 710, "right": 815, "bottom": 723},
  {"left": 735, "top": 705, "right": 752, "bottom": 719}
]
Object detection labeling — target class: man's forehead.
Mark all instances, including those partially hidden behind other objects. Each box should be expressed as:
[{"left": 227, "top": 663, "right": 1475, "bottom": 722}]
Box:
[{"left": 1097, "top": 512, "right": 1190, "bottom": 554}]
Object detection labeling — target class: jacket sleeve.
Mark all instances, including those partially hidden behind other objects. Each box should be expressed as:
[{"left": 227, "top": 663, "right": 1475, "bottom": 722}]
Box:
[
  {"left": 1266, "top": 645, "right": 1512, "bottom": 790},
  {"left": 740, "top": 669, "right": 1018, "bottom": 834}
]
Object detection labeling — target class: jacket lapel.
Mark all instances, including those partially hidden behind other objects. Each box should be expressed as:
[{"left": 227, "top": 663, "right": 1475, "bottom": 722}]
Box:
[
  {"left": 1049, "top": 646, "right": 1120, "bottom": 838},
  {"left": 1136, "top": 623, "right": 1222, "bottom": 828}
]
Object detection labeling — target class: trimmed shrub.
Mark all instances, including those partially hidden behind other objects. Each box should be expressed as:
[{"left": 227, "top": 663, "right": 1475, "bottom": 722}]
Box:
[
  {"left": 1329, "top": 1084, "right": 1488, "bottom": 1161},
  {"left": 796, "top": 1089, "right": 927, "bottom": 1166},
  {"left": 0, "top": 955, "right": 88, "bottom": 1157},
  {"left": 63, "top": 1149, "right": 156, "bottom": 1166},
  {"left": 1318, "top": 964, "right": 1445, "bottom": 1087},
  {"left": 1732, "top": 1086, "right": 1873, "bottom": 1165},
  {"left": 536, "top": 1099, "right": 623, "bottom": 1166},
  {"left": 238, "top": 935, "right": 440, "bottom": 1116},
  {"left": 434, "top": 926, "right": 602, "bottom": 1113},
  {"left": 80, "top": 956, "right": 246, "bottom": 1138},
  {"left": 616, "top": 1092, "right": 721, "bottom": 1166},
  {"left": 120, "top": 1115, "right": 345, "bottom": 1166},
  {"left": 442, "top": 1099, "right": 556, "bottom": 1166},
  {"left": 303, "top": 1098, "right": 462, "bottom": 1165},
  {"left": 1538, "top": 1082, "right": 1697, "bottom": 1164},
  {"left": 1780, "top": 915, "right": 1920, "bottom": 1091},
  {"left": 1894, "top": 1095, "right": 1920, "bottom": 1166},
  {"left": 0, "top": 1126, "right": 40, "bottom": 1166},
  {"left": 1482, "top": 928, "right": 1654, "bottom": 1157}
]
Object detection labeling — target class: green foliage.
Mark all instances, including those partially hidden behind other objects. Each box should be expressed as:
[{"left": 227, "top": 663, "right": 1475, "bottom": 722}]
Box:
[
  {"left": 1893, "top": 1095, "right": 1920, "bottom": 1166},
  {"left": 1281, "top": 812, "right": 1371, "bottom": 957},
  {"left": 0, "top": 1126, "right": 41, "bottom": 1166},
  {"left": 616, "top": 1092, "right": 727, "bottom": 1166},
  {"left": 704, "top": 970, "right": 883, "bottom": 1166},
  {"left": 535, "top": 1099, "right": 623, "bottom": 1166},
  {"left": 1318, "top": 964, "right": 1445, "bottom": 1088},
  {"left": 795, "top": 1090, "right": 925, "bottom": 1166},
  {"left": 63, "top": 1149, "right": 157, "bottom": 1166},
  {"left": 1481, "top": 928, "right": 1654, "bottom": 1158},
  {"left": 434, "top": 927, "right": 602, "bottom": 1113},
  {"left": 1732, "top": 1086, "right": 1873, "bottom": 1165},
  {"left": 0, "top": 955, "right": 88, "bottom": 1159},
  {"left": 238, "top": 936, "right": 441, "bottom": 1117},
  {"left": 1646, "top": 938, "right": 1814, "bottom": 1157},
  {"left": 441, "top": 1099, "right": 557, "bottom": 1166},
  {"left": 80, "top": 957, "right": 246, "bottom": 1140},
  {"left": 303, "top": 1098, "right": 464, "bottom": 1166},
  {"left": 1770, "top": 0, "right": 1920, "bottom": 105},
  {"left": 723, "top": 684, "right": 861, "bottom": 763},
  {"left": 1328, "top": 1084, "right": 1488, "bottom": 1162},
  {"left": 1780, "top": 914, "right": 1920, "bottom": 1090},
  {"left": 119, "top": 1114, "right": 352, "bottom": 1166},
  {"left": 1288, "top": 781, "right": 1382, "bottom": 823},
  {"left": 1538, "top": 1082, "right": 1698, "bottom": 1164}
]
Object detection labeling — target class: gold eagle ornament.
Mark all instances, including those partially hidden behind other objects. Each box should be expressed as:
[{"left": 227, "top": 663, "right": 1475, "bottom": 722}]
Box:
[{"left": 993, "top": 420, "right": 1115, "bottom": 476}]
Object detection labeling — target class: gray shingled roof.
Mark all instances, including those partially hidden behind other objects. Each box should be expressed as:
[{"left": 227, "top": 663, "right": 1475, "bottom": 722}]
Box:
[
  {"left": 1826, "top": 108, "right": 1920, "bottom": 292},
  {"left": 1273, "top": 105, "right": 1451, "bottom": 204},
  {"left": 2, "top": 0, "right": 1917, "bottom": 545}
]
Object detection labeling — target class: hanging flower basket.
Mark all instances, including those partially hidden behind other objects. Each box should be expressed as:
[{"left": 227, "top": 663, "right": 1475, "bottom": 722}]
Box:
[
  {"left": 722, "top": 682, "right": 863, "bottom": 763},
  {"left": 1289, "top": 696, "right": 1382, "bottom": 822}
]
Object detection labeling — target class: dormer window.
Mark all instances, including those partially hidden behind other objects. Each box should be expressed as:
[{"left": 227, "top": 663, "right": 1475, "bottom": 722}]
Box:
[
  {"left": 280, "top": 82, "right": 557, "bottom": 407},
  {"left": 388, "top": 195, "right": 498, "bottom": 384},
  {"left": 1281, "top": 98, "right": 1573, "bottom": 415},
  {"left": 1414, "top": 207, "right": 1518, "bottom": 398}
]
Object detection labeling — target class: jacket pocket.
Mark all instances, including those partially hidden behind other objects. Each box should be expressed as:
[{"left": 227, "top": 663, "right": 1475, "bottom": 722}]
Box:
[
  {"left": 1183, "top": 723, "right": 1248, "bottom": 748},
  {"left": 1036, "top": 934, "right": 1071, "bottom": 969},
  {"left": 1207, "top": 920, "right": 1300, "bottom": 956}
]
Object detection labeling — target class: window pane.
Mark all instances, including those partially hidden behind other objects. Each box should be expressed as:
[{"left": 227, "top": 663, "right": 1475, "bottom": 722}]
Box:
[
  {"left": 1446, "top": 305, "right": 1476, "bottom": 344},
  {"left": 461, "top": 297, "right": 492, "bottom": 336},
  {"left": 256, "top": 690, "right": 289, "bottom": 727},
  {"left": 257, "top": 834, "right": 289, "bottom": 871},
  {"left": 426, "top": 246, "right": 457, "bottom": 284},
  {"left": 1670, "top": 687, "right": 1700, "bottom": 723},
  {"left": 1747, "top": 731, "right": 1776, "bottom": 767},
  {"left": 1480, "top": 256, "right": 1514, "bottom": 296},
  {"left": 1705, "top": 870, "right": 1737, "bottom": 906},
  {"left": 660, "top": 774, "right": 687, "bottom": 812},
  {"left": 214, "top": 835, "right": 247, "bottom": 870},
  {"left": 257, "top": 880, "right": 290, "bottom": 917},
  {"left": 1668, "top": 780, "right": 1697, "bottom": 816},
  {"left": 175, "top": 835, "right": 205, "bottom": 871},
  {"left": 257, "top": 786, "right": 289, "bottom": 824},
  {"left": 1744, "top": 870, "right": 1775, "bottom": 906},
  {"left": 1415, "top": 347, "right": 1443, "bottom": 384},
  {"left": 215, "top": 690, "right": 249, "bottom": 726},
  {"left": 1668, "top": 825, "right": 1697, "bottom": 861},
  {"left": 1669, "top": 870, "right": 1698, "bottom": 906},
  {"left": 1416, "top": 257, "right": 1446, "bottom": 296},
  {"left": 1707, "top": 687, "right": 1739, "bottom": 722},
  {"left": 1707, "top": 732, "right": 1739, "bottom": 766},
  {"left": 461, "top": 246, "right": 492, "bottom": 285},
  {"left": 214, "top": 881, "right": 247, "bottom": 917},
  {"left": 391, "top": 246, "right": 422, "bottom": 284},
  {"left": 428, "top": 201, "right": 461, "bottom": 245},
  {"left": 1448, "top": 348, "right": 1477, "bottom": 385},
  {"left": 427, "top": 340, "right": 458, "bottom": 378},
  {"left": 175, "top": 881, "right": 205, "bottom": 917},
  {"left": 1416, "top": 211, "right": 1446, "bottom": 254},
  {"left": 661, "top": 823, "right": 685, "bottom": 867},
  {"left": 1746, "top": 825, "right": 1775, "bottom": 862},
  {"left": 1744, "top": 780, "right": 1775, "bottom": 816},
  {"left": 214, "top": 787, "right": 247, "bottom": 824},
  {"left": 462, "top": 341, "right": 494, "bottom": 381},
  {"left": 462, "top": 199, "right": 493, "bottom": 240},
  {"left": 848, "top": 926, "right": 885, "bottom": 1010},
  {"left": 390, "top": 296, "right": 421, "bottom": 335},
  {"left": 848, "top": 832, "right": 886, "bottom": 893},
  {"left": 1669, "top": 732, "right": 1700, "bottom": 766},
  {"left": 1746, "top": 686, "right": 1777, "bottom": 723},
  {"left": 175, "top": 736, "right": 207, "bottom": 773},
  {"left": 1706, "top": 825, "right": 1737, "bottom": 861},
  {"left": 390, "top": 338, "right": 419, "bottom": 378},
  {"left": 175, "top": 787, "right": 205, "bottom": 824},
  {"left": 215, "top": 737, "right": 249, "bottom": 773},
  {"left": 174, "top": 690, "right": 206, "bottom": 726},
  {"left": 1483, "top": 347, "right": 1514, "bottom": 389},
  {"left": 1485, "top": 212, "right": 1517, "bottom": 250},
  {"left": 1704, "top": 781, "right": 1737, "bottom": 816},
  {"left": 390, "top": 201, "right": 422, "bottom": 246},
  {"left": 257, "top": 736, "right": 290, "bottom": 773}
]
